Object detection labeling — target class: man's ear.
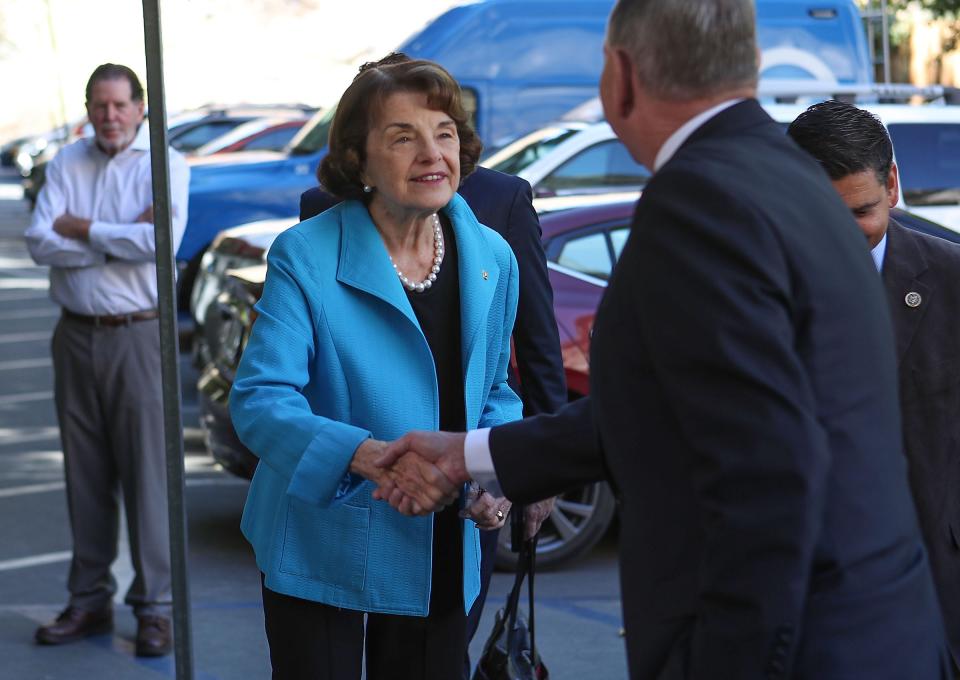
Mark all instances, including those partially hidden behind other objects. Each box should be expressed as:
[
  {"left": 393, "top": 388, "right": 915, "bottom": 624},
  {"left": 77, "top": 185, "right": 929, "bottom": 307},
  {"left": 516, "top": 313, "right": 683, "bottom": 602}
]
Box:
[
  {"left": 609, "top": 46, "right": 636, "bottom": 121},
  {"left": 887, "top": 162, "right": 900, "bottom": 210}
]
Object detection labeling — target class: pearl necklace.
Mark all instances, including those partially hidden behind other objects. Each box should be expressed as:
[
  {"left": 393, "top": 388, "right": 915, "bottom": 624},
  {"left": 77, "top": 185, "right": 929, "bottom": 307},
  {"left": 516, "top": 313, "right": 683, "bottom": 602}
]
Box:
[{"left": 390, "top": 214, "right": 444, "bottom": 293}]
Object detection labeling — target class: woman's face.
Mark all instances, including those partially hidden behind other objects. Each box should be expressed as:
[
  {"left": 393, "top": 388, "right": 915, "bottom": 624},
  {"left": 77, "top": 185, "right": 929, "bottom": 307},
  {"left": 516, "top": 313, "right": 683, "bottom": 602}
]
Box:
[{"left": 363, "top": 91, "right": 460, "bottom": 218}]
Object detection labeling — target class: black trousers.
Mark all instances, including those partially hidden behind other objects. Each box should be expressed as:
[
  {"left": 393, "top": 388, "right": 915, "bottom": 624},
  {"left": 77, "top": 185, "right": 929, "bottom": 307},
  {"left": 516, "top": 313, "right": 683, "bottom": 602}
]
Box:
[{"left": 262, "top": 505, "right": 466, "bottom": 680}]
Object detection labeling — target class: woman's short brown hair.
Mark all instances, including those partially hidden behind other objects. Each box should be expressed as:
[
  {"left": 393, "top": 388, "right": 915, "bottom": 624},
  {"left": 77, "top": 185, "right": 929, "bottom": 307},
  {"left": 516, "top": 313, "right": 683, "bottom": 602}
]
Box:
[{"left": 318, "top": 53, "right": 482, "bottom": 202}]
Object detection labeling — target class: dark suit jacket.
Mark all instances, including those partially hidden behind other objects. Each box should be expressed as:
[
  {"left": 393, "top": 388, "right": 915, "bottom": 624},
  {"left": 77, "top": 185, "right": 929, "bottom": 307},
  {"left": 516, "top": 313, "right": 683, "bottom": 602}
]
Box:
[
  {"left": 883, "top": 219, "right": 960, "bottom": 667},
  {"left": 491, "top": 100, "right": 949, "bottom": 679},
  {"left": 300, "top": 166, "right": 567, "bottom": 417}
]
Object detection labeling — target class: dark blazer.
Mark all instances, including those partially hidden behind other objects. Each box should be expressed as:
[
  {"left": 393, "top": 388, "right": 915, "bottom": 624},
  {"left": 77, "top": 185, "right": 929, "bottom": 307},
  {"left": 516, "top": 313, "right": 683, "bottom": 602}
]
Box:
[
  {"left": 300, "top": 166, "right": 566, "bottom": 417},
  {"left": 882, "top": 219, "right": 960, "bottom": 668},
  {"left": 491, "top": 100, "right": 949, "bottom": 679}
]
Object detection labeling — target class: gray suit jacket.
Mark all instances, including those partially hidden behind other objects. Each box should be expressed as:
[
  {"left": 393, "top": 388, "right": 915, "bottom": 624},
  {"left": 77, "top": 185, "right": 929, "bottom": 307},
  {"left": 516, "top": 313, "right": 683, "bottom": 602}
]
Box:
[{"left": 883, "top": 218, "right": 960, "bottom": 667}]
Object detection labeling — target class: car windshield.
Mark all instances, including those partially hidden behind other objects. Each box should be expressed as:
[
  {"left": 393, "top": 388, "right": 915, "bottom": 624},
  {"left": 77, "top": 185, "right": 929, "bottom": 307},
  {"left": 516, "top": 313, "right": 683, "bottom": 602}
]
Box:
[
  {"left": 172, "top": 120, "right": 248, "bottom": 152},
  {"left": 290, "top": 106, "right": 337, "bottom": 156},
  {"left": 484, "top": 127, "right": 581, "bottom": 176},
  {"left": 888, "top": 123, "right": 960, "bottom": 207},
  {"left": 539, "top": 140, "right": 650, "bottom": 196}
]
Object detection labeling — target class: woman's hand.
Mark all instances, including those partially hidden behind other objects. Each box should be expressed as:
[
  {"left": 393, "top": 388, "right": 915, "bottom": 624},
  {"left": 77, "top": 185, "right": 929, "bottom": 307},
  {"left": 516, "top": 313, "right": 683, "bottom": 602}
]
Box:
[
  {"left": 352, "top": 439, "right": 458, "bottom": 514},
  {"left": 460, "top": 485, "right": 511, "bottom": 530}
]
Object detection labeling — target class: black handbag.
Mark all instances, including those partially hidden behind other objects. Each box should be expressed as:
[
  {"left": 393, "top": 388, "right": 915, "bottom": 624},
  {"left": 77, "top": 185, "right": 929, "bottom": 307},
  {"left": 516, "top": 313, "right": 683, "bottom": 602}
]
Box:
[{"left": 472, "top": 511, "right": 549, "bottom": 680}]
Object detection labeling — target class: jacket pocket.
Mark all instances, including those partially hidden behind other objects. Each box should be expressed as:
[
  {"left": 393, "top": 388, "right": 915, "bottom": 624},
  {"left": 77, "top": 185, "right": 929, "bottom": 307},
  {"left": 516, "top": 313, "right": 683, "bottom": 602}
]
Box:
[{"left": 279, "top": 499, "right": 370, "bottom": 591}]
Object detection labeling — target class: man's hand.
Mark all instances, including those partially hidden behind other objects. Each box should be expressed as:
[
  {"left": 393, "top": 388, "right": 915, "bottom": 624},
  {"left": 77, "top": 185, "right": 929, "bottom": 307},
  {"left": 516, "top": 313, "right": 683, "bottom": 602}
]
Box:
[
  {"left": 53, "top": 213, "right": 92, "bottom": 241},
  {"left": 351, "top": 439, "right": 458, "bottom": 515},
  {"left": 523, "top": 497, "right": 556, "bottom": 540},
  {"left": 376, "top": 431, "right": 470, "bottom": 486},
  {"left": 136, "top": 205, "right": 154, "bottom": 224}
]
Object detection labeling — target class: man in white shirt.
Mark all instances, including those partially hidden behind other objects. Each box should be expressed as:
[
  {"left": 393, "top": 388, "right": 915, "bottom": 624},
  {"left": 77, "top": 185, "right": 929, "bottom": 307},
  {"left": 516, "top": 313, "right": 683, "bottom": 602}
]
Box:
[{"left": 25, "top": 63, "right": 189, "bottom": 657}]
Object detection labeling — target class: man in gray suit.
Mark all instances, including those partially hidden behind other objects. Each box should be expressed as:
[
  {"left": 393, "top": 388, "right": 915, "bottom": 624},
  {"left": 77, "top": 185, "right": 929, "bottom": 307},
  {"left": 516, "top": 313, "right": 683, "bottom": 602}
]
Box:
[{"left": 789, "top": 100, "right": 960, "bottom": 674}]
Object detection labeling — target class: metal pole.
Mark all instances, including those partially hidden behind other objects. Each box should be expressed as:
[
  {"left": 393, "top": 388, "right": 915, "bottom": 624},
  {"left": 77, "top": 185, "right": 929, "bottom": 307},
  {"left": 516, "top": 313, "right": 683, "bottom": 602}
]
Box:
[
  {"left": 140, "top": 1, "right": 194, "bottom": 678},
  {"left": 881, "top": 0, "right": 892, "bottom": 83},
  {"left": 42, "top": 0, "right": 70, "bottom": 136}
]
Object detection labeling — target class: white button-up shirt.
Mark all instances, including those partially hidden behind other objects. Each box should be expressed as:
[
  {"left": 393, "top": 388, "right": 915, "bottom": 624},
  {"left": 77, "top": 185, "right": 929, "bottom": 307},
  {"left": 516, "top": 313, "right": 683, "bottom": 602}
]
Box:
[
  {"left": 25, "top": 123, "right": 190, "bottom": 315},
  {"left": 871, "top": 232, "right": 887, "bottom": 273}
]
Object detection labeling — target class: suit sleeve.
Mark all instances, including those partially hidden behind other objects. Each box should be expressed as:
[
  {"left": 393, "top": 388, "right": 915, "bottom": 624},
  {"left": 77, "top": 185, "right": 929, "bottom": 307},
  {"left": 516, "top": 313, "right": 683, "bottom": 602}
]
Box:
[
  {"left": 299, "top": 188, "right": 339, "bottom": 222},
  {"left": 632, "top": 169, "right": 831, "bottom": 676},
  {"left": 230, "top": 229, "right": 371, "bottom": 507},
  {"left": 502, "top": 178, "right": 567, "bottom": 416},
  {"left": 489, "top": 396, "right": 604, "bottom": 503}
]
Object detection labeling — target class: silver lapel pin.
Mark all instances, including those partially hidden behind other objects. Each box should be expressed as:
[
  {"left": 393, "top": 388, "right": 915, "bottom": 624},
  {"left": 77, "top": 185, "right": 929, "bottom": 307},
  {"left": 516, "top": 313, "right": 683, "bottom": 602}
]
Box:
[{"left": 905, "top": 291, "right": 922, "bottom": 308}]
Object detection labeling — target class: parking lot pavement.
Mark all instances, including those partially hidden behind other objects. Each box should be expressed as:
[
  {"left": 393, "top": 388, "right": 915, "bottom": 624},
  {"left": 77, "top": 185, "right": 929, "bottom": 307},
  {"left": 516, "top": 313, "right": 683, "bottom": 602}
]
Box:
[{"left": 0, "top": 166, "right": 626, "bottom": 679}]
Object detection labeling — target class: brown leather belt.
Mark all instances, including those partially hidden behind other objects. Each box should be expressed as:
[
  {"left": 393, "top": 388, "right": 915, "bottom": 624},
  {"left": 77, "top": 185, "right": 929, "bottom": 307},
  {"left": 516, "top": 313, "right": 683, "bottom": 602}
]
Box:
[{"left": 63, "top": 308, "right": 160, "bottom": 327}]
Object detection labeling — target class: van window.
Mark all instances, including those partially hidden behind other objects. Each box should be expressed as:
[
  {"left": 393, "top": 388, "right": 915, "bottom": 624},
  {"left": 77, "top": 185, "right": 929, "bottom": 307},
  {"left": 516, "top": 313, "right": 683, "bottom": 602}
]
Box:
[
  {"left": 431, "top": 15, "right": 606, "bottom": 81},
  {"left": 539, "top": 141, "right": 650, "bottom": 195},
  {"left": 889, "top": 123, "right": 960, "bottom": 207},
  {"left": 756, "top": 2, "right": 869, "bottom": 83}
]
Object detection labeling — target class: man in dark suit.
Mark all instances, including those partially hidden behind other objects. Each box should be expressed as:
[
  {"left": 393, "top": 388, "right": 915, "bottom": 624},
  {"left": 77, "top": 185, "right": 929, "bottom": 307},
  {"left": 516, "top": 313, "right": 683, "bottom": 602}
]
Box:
[
  {"left": 301, "top": 163, "right": 567, "bottom": 677},
  {"left": 788, "top": 100, "right": 960, "bottom": 674},
  {"left": 375, "top": 0, "right": 951, "bottom": 677}
]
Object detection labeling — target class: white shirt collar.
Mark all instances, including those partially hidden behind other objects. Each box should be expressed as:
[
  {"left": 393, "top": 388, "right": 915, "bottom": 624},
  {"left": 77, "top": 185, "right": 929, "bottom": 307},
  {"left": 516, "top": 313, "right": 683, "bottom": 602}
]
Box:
[
  {"left": 871, "top": 231, "right": 888, "bottom": 273},
  {"left": 654, "top": 98, "right": 746, "bottom": 172}
]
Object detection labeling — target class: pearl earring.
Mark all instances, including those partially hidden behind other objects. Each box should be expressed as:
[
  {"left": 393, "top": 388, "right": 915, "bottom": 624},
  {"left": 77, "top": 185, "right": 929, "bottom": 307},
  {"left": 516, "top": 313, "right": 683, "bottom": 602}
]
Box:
[{"left": 363, "top": 185, "right": 373, "bottom": 193}]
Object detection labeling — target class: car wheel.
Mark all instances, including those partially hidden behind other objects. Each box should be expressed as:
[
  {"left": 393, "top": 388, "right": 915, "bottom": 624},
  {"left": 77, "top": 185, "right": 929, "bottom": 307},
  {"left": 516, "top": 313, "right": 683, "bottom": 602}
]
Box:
[{"left": 494, "top": 480, "right": 616, "bottom": 570}]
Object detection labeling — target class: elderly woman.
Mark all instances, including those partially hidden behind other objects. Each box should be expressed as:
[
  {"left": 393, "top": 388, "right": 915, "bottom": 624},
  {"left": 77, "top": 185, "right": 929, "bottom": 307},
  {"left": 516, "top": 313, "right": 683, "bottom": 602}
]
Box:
[{"left": 229, "top": 55, "right": 522, "bottom": 679}]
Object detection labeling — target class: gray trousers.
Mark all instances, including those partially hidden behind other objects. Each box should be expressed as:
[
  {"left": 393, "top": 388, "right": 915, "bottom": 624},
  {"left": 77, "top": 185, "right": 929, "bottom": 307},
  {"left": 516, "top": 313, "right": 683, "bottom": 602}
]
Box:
[{"left": 52, "top": 315, "right": 171, "bottom": 616}]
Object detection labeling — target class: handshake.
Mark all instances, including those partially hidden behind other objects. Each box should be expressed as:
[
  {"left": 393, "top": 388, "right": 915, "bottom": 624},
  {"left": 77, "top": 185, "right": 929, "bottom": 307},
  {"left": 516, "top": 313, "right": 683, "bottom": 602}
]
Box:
[{"left": 350, "top": 431, "right": 553, "bottom": 538}]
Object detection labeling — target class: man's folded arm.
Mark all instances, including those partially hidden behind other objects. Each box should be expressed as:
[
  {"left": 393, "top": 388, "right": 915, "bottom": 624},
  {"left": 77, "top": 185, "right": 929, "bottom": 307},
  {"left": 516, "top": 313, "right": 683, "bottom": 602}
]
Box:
[
  {"left": 24, "top": 155, "right": 106, "bottom": 268},
  {"left": 87, "top": 154, "right": 190, "bottom": 262}
]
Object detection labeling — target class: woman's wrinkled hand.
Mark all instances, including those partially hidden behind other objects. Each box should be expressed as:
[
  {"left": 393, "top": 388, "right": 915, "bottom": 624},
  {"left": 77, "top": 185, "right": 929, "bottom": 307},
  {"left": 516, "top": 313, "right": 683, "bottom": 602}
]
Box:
[{"left": 460, "top": 484, "right": 511, "bottom": 530}]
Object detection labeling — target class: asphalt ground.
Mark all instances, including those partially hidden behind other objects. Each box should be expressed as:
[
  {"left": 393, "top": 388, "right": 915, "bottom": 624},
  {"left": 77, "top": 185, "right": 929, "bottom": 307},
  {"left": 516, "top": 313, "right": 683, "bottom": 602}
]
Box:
[{"left": 0, "top": 166, "right": 626, "bottom": 680}]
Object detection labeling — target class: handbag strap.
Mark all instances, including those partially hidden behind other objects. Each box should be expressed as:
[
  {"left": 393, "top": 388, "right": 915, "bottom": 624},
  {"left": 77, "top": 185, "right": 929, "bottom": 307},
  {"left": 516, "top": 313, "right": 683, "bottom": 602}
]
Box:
[
  {"left": 506, "top": 509, "right": 541, "bottom": 668},
  {"left": 527, "top": 533, "right": 539, "bottom": 669}
]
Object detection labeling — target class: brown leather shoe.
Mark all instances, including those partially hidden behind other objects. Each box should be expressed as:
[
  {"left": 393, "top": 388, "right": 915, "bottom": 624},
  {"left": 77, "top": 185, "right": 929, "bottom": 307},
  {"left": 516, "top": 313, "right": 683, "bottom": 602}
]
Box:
[
  {"left": 35, "top": 606, "right": 113, "bottom": 645},
  {"left": 135, "top": 614, "right": 172, "bottom": 657}
]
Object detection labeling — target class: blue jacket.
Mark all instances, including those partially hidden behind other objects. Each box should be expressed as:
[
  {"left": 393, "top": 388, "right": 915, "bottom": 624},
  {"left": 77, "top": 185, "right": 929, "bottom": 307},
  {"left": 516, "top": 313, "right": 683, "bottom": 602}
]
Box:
[{"left": 230, "top": 194, "right": 522, "bottom": 616}]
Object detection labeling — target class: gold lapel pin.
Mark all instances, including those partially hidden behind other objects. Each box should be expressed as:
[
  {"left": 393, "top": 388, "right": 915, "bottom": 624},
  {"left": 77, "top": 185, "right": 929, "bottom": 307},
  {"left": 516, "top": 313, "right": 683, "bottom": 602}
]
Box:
[
  {"left": 482, "top": 270, "right": 489, "bottom": 280},
  {"left": 905, "top": 291, "right": 922, "bottom": 308}
]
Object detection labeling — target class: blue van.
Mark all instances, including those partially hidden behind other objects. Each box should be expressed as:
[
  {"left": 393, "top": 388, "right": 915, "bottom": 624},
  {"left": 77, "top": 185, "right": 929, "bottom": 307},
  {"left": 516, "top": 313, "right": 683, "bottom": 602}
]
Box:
[
  {"left": 757, "top": 0, "right": 872, "bottom": 84},
  {"left": 180, "top": 0, "right": 871, "bottom": 308}
]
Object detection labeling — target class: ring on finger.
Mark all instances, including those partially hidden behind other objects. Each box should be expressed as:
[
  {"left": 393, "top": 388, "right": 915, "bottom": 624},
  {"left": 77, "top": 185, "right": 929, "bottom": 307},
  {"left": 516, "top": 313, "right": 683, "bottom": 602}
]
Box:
[{"left": 495, "top": 509, "right": 504, "bottom": 521}]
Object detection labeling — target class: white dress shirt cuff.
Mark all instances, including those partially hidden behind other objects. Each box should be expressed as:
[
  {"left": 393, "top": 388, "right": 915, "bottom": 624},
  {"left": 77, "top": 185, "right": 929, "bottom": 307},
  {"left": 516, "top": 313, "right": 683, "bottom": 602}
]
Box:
[{"left": 464, "top": 427, "right": 495, "bottom": 478}]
